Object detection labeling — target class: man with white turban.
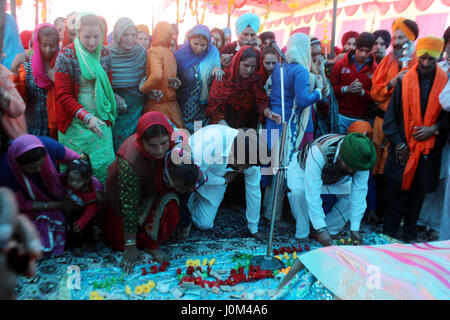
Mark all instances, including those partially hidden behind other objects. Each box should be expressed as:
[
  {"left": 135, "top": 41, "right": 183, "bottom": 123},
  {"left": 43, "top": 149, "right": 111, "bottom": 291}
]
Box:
[{"left": 220, "top": 12, "right": 260, "bottom": 68}]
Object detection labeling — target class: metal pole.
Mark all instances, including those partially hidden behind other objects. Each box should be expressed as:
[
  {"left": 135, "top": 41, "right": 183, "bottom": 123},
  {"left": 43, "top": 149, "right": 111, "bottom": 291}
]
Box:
[
  {"left": 330, "top": 0, "right": 338, "bottom": 58},
  {"left": 250, "top": 59, "right": 287, "bottom": 271},
  {"left": 227, "top": 0, "right": 231, "bottom": 28},
  {"left": 35, "top": 0, "right": 39, "bottom": 27}
]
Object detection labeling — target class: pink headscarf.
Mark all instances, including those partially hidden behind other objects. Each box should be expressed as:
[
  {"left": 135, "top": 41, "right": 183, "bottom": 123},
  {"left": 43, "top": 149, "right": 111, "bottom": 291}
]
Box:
[
  {"left": 7, "top": 135, "right": 66, "bottom": 201},
  {"left": 31, "top": 23, "right": 59, "bottom": 90}
]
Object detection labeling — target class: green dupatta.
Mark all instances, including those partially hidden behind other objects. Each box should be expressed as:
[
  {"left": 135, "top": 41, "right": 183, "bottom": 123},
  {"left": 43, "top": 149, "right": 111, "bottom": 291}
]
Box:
[{"left": 74, "top": 13, "right": 117, "bottom": 125}]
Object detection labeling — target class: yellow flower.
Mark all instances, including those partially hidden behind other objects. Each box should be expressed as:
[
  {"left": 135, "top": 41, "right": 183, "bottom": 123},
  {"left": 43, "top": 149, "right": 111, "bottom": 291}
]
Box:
[
  {"left": 208, "top": 258, "right": 216, "bottom": 266},
  {"left": 193, "top": 259, "right": 201, "bottom": 267},
  {"left": 89, "top": 291, "right": 103, "bottom": 300},
  {"left": 283, "top": 252, "right": 290, "bottom": 260},
  {"left": 274, "top": 255, "right": 282, "bottom": 261},
  {"left": 135, "top": 285, "right": 144, "bottom": 295},
  {"left": 147, "top": 280, "right": 155, "bottom": 289},
  {"left": 186, "top": 259, "right": 194, "bottom": 267},
  {"left": 293, "top": 252, "right": 297, "bottom": 259},
  {"left": 143, "top": 284, "right": 151, "bottom": 294},
  {"left": 202, "top": 258, "right": 208, "bottom": 266},
  {"left": 125, "top": 286, "right": 132, "bottom": 295}
]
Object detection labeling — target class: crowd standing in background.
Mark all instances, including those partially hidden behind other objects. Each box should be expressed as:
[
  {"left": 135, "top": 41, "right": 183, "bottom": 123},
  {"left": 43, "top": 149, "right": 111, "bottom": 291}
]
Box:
[{"left": 0, "top": 7, "right": 449, "bottom": 288}]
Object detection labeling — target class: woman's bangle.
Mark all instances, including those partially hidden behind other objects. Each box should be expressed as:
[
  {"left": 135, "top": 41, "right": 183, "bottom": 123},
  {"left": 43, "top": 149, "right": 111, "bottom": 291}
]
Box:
[
  {"left": 395, "top": 143, "right": 406, "bottom": 150},
  {"left": 125, "top": 239, "right": 136, "bottom": 246}
]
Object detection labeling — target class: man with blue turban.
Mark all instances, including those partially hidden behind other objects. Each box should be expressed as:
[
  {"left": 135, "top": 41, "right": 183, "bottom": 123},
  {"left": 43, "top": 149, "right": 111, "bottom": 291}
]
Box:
[{"left": 220, "top": 12, "right": 260, "bottom": 68}]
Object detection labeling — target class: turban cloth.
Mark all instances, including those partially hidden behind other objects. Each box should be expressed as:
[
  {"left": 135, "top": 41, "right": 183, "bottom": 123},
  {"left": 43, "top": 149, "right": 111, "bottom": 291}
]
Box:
[
  {"left": 341, "top": 31, "right": 359, "bottom": 47},
  {"left": 235, "top": 12, "right": 260, "bottom": 35},
  {"left": 416, "top": 36, "right": 444, "bottom": 59},
  {"left": 223, "top": 27, "right": 232, "bottom": 37},
  {"left": 259, "top": 31, "right": 275, "bottom": 43},
  {"left": 392, "top": 18, "right": 418, "bottom": 41},
  {"left": 347, "top": 121, "right": 373, "bottom": 139},
  {"left": 373, "top": 30, "right": 391, "bottom": 48},
  {"left": 340, "top": 133, "right": 376, "bottom": 171}
]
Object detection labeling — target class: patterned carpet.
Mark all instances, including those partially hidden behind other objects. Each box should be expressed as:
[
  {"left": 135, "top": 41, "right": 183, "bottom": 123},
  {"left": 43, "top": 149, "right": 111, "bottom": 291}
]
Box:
[{"left": 15, "top": 205, "right": 399, "bottom": 300}]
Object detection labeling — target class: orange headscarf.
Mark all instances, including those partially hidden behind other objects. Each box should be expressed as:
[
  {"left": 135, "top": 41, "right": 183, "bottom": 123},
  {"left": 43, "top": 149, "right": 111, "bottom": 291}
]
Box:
[
  {"left": 137, "top": 24, "right": 150, "bottom": 36},
  {"left": 151, "top": 22, "right": 174, "bottom": 48},
  {"left": 400, "top": 63, "right": 447, "bottom": 190}
]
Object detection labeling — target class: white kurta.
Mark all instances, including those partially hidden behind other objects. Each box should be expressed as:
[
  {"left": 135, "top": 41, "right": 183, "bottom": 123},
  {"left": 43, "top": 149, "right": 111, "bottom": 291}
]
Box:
[
  {"left": 187, "top": 125, "right": 262, "bottom": 234},
  {"left": 287, "top": 146, "right": 369, "bottom": 239}
]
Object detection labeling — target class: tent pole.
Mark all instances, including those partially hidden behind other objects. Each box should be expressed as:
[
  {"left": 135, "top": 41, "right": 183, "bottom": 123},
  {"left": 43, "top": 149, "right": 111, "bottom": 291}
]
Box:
[
  {"left": 330, "top": 0, "right": 338, "bottom": 58},
  {"left": 227, "top": 0, "right": 231, "bottom": 27},
  {"left": 35, "top": 0, "right": 39, "bottom": 26}
]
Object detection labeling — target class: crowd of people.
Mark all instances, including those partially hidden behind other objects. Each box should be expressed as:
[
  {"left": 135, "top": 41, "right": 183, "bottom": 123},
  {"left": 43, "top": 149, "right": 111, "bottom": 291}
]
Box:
[{"left": 0, "top": 7, "right": 449, "bottom": 289}]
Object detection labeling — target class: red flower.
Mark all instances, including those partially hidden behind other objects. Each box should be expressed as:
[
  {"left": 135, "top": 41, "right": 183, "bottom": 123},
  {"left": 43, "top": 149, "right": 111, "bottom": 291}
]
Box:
[
  {"left": 194, "top": 276, "right": 203, "bottom": 286},
  {"left": 305, "top": 245, "right": 310, "bottom": 251},
  {"left": 176, "top": 268, "right": 182, "bottom": 275},
  {"left": 273, "top": 249, "right": 280, "bottom": 255},
  {"left": 280, "top": 247, "right": 286, "bottom": 254},
  {"left": 230, "top": 269, "right": 237, "bottom": 276},
  {"left": 150, "top": 265, "right": 158, "bottom": 274},
  {"left": 238, "top": 266, "right": 245, "bottom": 275},
  {"left": 196, "top": 266, "right": 202, "bottom": 272},
  {"left": 207, "top": 266, "right": 211, "bottom": 275},
  {"left": 162, "top": 261, "right": 170, "bottom": 267},
  {"left": 186, "top": 266, "right": 195, "bottom": 275},
  {"left": 181, "top": 276, "right": 194, "bottom": 282},
  {"left": 298, "top": 245, "right": 303, "bottom": 252},
  {"left": 287, "top": 247, "right": 294, "bottom": 254},
  {"left": 159, "top": 264, "right": 167, "bottom": 272}
]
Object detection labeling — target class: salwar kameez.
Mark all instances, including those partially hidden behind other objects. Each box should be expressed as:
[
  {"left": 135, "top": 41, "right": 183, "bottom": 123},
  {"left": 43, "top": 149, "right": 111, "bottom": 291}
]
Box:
[{"left": 58, "top": 77, "right": 115, "bottom": 184}]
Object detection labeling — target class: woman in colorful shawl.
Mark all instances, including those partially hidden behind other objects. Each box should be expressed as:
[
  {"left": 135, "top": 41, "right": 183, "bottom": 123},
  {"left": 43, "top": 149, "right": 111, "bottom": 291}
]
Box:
[
  {"left": 102, "top": 111, "right": 202, "bottom": 272},
  {"left": 109, "top": 17, "right": 147, "bottom": 152},
  {"left": 140, "top": 22, "right": 184, "bottom": 129},
  {"left": 14, "top": 24, "right": 59, "bottom": 138},
  {"left": 207, "top": 46, "right": 269, "bottom": 130},
  {"left": 261, "top": 33, "right": 323, "bottom": 222},
  {"left": 54, "top": 12, "right": 117, "bottom": 184},
  {"left": 0, "top": 135, "right": 80, "bottom": 256},
  {"left": 175, "top": 24, "right": 223, "bottom": 134}
]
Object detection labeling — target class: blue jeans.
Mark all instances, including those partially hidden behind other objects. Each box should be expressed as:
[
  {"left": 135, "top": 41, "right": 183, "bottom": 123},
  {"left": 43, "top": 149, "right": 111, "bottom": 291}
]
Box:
[{"left": 338, "top": 114, "right": 361, "bottom": 134}]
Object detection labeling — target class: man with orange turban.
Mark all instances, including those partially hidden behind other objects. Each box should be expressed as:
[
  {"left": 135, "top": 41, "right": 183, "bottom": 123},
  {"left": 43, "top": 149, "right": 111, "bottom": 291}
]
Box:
[
  {"left": 382, "top": 36, "right": 449, "bottom": 243},
  {"left": 371, "top": 18, "right": 419, "bottom": 175},
  {"left": 368, "top": 18, "right": 419, "bottom": 225}
]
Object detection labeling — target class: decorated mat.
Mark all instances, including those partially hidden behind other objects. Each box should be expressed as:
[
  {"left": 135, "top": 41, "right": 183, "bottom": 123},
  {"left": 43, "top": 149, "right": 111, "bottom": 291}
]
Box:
[{"left": 15, "top": 222, "right": 397, "bottom": 300}]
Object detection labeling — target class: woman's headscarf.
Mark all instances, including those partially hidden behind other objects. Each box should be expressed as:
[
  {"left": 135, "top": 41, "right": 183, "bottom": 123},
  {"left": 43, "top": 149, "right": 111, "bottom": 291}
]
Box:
[
  {"left": 175, "top": 24, "right": 221, "bottom": 104},
  {"left": 7, "top": 135, "right": 66, "bottom": 200},
  {"left": 286, "top": 33, "right": 312, "bottom": 70},
  {"left": 31, "top": 23, "right": 59, "bottom": 91},
  {"left": 62, "top": 11, "right": 78, "bottom": 47},
  {"left": 109, "top": 17, "right": 147, "bottom": 89},
  {"left": 137, "top": 24, "right": 150, "bottom": 36},
  {"left": 74, "top": 12, "right": 117, "bottom": 125},
  {"left": 20, "top": 30, "right": 33, "bottom": 50},
  {"left": 135, "top": 111, "right": 177, "bottom": 160},
  {"left": 209, "top": 46, "right": 265, "bottom": 104},
  {"left": 151, "top": 21, "right": 174, "bottom": 48}
]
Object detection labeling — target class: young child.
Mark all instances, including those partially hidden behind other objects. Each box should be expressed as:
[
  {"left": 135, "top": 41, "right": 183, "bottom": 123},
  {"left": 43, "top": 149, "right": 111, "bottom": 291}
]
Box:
[{"left": 63, "top": 154, "right": 104, "bottom": 255}]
